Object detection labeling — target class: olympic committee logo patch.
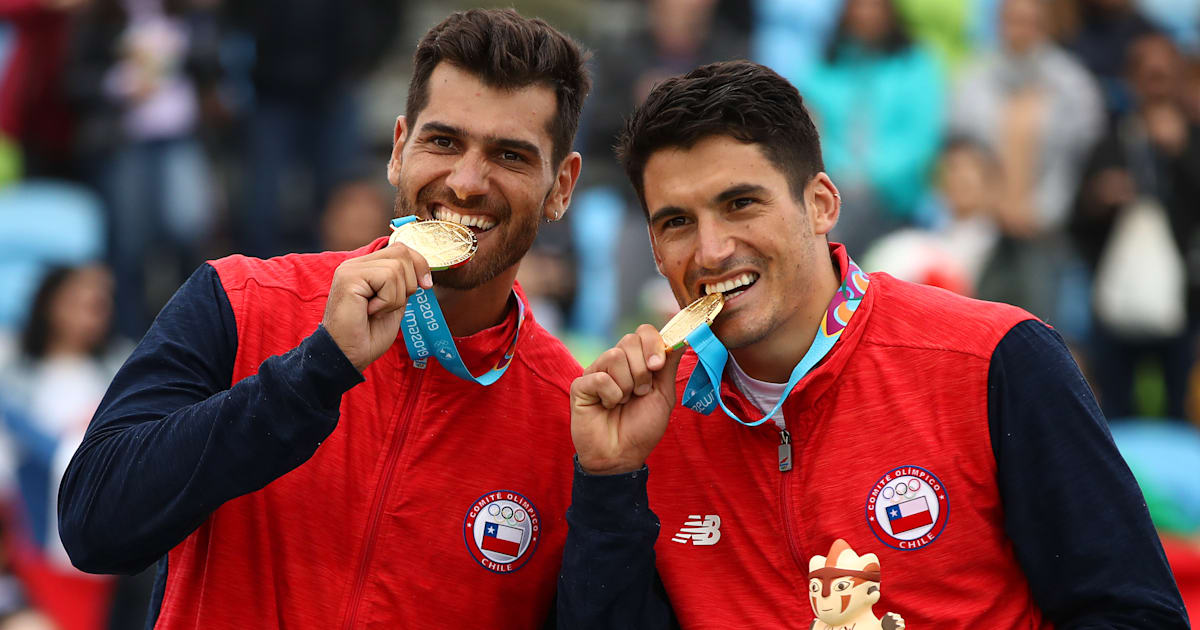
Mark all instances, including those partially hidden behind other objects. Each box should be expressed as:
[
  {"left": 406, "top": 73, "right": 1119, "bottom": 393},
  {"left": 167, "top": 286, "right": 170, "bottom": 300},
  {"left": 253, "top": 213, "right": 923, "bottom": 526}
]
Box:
[
  {"left": 463, "top": 490, "right": 541, "bottom": 574},
  {"left": 866, "top": 466, "right": 948, "bottom": 551}
]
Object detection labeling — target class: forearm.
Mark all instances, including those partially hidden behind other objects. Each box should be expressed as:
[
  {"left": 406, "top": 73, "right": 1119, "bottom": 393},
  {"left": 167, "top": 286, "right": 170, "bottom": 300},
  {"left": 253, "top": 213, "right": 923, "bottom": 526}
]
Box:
[{"left": 558, "top": 461, "right": 675, "bottom": 630}]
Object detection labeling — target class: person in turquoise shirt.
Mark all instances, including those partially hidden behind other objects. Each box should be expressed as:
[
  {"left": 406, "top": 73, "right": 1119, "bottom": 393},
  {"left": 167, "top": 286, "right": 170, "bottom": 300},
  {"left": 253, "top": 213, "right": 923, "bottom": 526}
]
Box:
[{"left": 798, "top": 0, "right": 946, "bottom": 254}]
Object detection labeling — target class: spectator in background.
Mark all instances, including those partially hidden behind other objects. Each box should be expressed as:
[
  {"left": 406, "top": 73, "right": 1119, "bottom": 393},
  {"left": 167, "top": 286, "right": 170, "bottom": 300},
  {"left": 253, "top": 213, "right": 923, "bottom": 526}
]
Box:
[
  {"left": 864, "top": 136, "right": 1004, "bottom": 296},
  {"left": 0, "top": 264, "right": 130, "bottom": 630},
  {"left": 951, "top": 0, "right": 1102, "bottom": 320},
  {"left": 317, "top": 178, "right": 388, "bottom": 253},
  {"left": 66, "top": 0, "right": 222, "bottom": 340},
  {"left": 1069, "top": 34, "right": 1200, "bottom": 420},
  {"left": 799, "top": 0, "right": 944, "bottom": 255},
  {"left": 228, "top": 0, "right": 398, "bottom": 259},
  {"left": 0, "top": 0, "right": 87, "bottom": 179},
  {"left": 1057, "top": 0, "right": 1159, "bottom": 115}
]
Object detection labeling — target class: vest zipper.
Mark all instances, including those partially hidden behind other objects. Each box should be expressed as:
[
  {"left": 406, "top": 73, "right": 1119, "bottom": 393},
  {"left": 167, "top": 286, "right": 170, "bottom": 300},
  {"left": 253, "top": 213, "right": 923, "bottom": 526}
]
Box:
[
  {"left": 778, "top": 429, "right": 792, "bottom": 472},
  {"left": 777, "top": 422, "right": 807, "bottom": 571},
  {"left": 342, "top": 364, "right": 426, "bottom": 629}
]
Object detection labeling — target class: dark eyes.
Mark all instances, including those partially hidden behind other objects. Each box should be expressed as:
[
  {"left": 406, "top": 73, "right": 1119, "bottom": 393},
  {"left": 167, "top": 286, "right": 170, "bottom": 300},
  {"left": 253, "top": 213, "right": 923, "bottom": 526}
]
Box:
[
  {"left": 660, "top": 216, "right": 689, "bottom": 231},
  {"left": 428, "top": 137, "right": 526, "bottom": 164},
  {"left": 731, "top": 197, "right": 755, "bottom": 210}
]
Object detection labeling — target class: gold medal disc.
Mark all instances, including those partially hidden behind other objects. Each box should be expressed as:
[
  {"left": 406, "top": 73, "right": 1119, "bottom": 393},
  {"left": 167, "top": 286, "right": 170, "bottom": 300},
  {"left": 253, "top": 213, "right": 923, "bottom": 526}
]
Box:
[
  {"left": 389, "top": 219, "right": 477, "bottom": 270},
  {"left": 659, "top": 293, "right": 725, "bottom": 350}
]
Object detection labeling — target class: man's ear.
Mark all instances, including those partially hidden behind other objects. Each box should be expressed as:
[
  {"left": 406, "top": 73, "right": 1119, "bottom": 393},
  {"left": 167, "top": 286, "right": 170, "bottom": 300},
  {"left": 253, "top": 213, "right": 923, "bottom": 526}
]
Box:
[
  {"left": 543, "top": 152, "right": 582, "bottom": 222},
  {"left": 806, "top": 172, "right": 841, "bottom": 236},
  {"left": 387, "top": 116, "right": 409, "bottom": 187}
]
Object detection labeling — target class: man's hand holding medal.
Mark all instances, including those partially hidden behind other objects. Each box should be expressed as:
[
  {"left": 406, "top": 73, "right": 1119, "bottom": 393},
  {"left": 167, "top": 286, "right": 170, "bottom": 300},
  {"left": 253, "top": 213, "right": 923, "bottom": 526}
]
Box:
[{"left": 570, "top": 294, "right": 724, "bottom": 475}]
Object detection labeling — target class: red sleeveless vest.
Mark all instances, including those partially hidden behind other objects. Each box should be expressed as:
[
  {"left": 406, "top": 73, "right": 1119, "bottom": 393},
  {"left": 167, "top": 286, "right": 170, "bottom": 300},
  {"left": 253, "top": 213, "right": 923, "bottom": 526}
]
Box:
[
  {"left": 648, "top": 246, "right": 1044, "bottom": 629},
  {"left": 153, "top": 239, "right": 581, "bottom": 628}
]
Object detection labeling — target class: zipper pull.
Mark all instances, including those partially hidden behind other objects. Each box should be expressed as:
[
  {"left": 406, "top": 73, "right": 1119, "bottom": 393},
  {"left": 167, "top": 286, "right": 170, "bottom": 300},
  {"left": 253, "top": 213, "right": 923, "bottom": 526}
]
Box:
[{"left": 778, "top": 429, "right": 792, "bottom": 472}]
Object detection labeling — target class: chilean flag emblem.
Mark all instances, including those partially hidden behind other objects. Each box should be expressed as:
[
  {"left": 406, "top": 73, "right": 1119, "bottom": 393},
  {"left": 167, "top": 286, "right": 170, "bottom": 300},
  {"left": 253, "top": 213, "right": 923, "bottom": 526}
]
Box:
[
  {"left": 464, "top": 490, "right": 541, "bottom": 573},
  {"left": 481, "top": 522, "right": 523, "bottom": 557},
  {"left": 886, "top": 497, "right": 933, "bottom": 534},
  {"left": 866, "top": 465, "right": 949, "bottom": 551}
]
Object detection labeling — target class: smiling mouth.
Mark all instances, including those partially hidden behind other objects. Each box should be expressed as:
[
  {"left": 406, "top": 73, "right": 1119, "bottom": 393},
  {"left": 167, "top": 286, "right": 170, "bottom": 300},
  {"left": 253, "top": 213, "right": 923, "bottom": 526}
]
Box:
[
  {"left": 702, "top": 272, "right": 759, "bottom": 300},
  {"left": 432, "top": 205, "right": 497, "bottom": 233}
]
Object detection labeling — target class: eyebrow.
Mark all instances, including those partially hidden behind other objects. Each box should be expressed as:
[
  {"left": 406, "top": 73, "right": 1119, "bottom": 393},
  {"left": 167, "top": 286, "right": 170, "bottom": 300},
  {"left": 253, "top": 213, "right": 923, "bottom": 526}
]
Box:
[
  {"left": 648, "top": 205, "right": 686, "bottom": 226},
  {"left": 419, "top": 121, "right": 543, "bottom": 162},
  {"left": 714, "top": 183, "right": 769, "bottom": 204},
  {"left": 647, "top": 183, "right": 770, "bottom": 224}
]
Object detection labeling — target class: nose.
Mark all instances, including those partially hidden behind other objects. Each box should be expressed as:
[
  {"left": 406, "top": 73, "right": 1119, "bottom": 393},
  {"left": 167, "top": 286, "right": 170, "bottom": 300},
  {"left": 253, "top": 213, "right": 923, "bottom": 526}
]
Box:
[
  {"left": 445, "top": 151, "right": 490, "bottom": 200},
  {"left": 693, "top": 216, "right": 736, "bottom": 270}
]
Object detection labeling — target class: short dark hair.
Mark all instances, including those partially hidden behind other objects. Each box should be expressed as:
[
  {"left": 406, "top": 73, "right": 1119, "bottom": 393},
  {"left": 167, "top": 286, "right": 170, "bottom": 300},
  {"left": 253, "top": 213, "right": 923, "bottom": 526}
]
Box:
[
  {"left": 406, "top": 8, "right": 591, "bottom": 166},
  {"left": 617, "top": 61, "right": 824, "bottom": 211}
]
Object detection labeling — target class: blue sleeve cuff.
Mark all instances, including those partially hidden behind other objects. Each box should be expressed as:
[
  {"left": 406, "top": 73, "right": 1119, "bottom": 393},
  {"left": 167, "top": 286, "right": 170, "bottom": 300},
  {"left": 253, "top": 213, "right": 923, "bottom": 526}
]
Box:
[
  {"left": 571, "top": 457, "right": 657, "bottom": 534},
  {"left": 283, "top": 326, "right": 365, "bottom": 411}
]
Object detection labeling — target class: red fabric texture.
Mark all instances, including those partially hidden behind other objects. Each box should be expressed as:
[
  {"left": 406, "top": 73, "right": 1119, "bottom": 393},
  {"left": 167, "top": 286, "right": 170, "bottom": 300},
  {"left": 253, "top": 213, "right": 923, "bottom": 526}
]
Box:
[
  {"left": 153, "top": 239, "right": 581, "bottom": 628},
  {"left": 648, "top": 243, "right": 1044, "bottom": 629},
  {"left": 8, "top": 540, "right": 113, "bottom": 630},
  {"left": 1161, "top": 536, "right": 1200, "bottom": 627}
]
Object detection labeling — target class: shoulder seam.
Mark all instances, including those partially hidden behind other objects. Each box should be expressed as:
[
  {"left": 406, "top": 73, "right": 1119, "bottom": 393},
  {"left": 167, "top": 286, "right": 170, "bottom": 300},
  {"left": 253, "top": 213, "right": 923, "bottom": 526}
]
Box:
[
  {"left": 858, "top": 339, "right": 994, "bottom": 361},
  {"left": 859, "top": 315, "right": 1035, "bottom": 361},
  {"left": 220, "top": 275, "right": 331, "bottom": 304}
]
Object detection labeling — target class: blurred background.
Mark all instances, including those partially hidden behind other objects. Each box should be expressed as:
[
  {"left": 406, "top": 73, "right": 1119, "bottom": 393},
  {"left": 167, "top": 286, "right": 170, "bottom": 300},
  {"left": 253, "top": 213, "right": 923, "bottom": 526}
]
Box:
[{"left": 0, "top": 0, "right": 1198, "bottom": 627}]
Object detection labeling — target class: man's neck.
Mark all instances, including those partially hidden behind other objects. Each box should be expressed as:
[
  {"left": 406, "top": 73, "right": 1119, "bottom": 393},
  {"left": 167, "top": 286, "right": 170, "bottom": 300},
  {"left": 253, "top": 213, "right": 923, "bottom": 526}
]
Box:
[
  {"left": 729, "top": 252, "right": 841, "bottom": 384},
  {"left": 434, "top": 267, "right": 519, "bottom": 337}
]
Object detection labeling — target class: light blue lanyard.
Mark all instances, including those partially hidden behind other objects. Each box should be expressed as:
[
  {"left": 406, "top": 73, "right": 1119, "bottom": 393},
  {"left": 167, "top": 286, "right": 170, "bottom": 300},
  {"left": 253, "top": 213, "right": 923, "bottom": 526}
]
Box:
[
  {"left": 680, "top": 259, "right": 869, "bottom": 426},
  {"left": 392, "top": 216, "right": 524, "bottom": 385}
]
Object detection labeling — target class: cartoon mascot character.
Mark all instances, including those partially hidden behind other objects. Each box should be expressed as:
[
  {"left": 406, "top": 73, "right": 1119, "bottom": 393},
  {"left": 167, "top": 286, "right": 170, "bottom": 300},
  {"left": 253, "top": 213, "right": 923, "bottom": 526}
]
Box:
[{"left": 808, "top": 539, "right": 905, "bottom": 630}]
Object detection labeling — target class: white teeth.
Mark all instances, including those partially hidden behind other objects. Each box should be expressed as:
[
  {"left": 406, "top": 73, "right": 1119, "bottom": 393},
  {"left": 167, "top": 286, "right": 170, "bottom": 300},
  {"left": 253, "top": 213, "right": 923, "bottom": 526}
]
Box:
[
  {"left": 703, "top": 272, "right": 759, "bottom": 296},
  {"left": 433, "top": 207, "right": 497, "bottom": 230}
]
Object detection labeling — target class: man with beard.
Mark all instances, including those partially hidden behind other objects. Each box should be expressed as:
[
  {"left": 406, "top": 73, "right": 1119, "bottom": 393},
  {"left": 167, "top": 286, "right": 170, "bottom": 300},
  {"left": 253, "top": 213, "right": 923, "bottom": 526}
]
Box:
[{"left": 57, "top": 9, "right": 588, "bottom": 628}]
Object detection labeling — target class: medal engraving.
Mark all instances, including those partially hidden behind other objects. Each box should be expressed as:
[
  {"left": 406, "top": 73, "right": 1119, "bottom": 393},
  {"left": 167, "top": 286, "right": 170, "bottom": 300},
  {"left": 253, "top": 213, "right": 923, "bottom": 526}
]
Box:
[
  {"left": 389, "top": 219, "right": 477, "bottom": 270},
  {"left": 659, "top": 293, "right": 724, "bottom": 350}
]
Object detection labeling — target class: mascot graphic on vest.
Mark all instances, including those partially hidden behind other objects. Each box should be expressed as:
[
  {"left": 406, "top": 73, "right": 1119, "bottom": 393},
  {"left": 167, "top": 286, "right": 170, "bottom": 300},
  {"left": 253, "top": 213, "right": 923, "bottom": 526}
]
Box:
[{"left": 808, "top": 539, "right": 905, "bottom": 630}]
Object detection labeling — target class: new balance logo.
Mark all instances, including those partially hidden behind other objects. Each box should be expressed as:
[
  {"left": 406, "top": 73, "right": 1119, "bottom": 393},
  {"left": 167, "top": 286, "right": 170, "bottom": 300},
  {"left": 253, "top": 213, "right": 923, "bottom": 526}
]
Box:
[{"left": 671, "top": 514, "right": 721, "bottom": 545}]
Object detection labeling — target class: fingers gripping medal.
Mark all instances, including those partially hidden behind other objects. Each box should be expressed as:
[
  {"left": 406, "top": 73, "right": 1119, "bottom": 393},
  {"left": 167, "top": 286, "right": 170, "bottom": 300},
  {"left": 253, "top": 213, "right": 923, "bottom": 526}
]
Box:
[
  {"left": 388, "top": 218, "right": 476, "bottom": 270},
  {"left": 659, "top": 293, "right": 725, "bottom": 350},
  {"left": 389, "top": 216, "right": 524, "bottom": 386}
]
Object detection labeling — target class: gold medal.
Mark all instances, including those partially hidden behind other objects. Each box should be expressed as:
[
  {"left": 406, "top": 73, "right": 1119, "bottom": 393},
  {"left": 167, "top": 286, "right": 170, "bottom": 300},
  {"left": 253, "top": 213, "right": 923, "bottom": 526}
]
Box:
[
  {"left": 659, "top": 293, "right": 725, "bottom": 350},
  {"left": 389, "top": 219, "right": 477, "bottom": 270}
]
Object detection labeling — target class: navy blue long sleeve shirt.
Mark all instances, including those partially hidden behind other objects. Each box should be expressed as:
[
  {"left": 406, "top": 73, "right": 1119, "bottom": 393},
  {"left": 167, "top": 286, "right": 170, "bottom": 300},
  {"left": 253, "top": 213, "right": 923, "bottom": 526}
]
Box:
[{"left": 558, "top": 321, "right": 1191, "bottom": 629}]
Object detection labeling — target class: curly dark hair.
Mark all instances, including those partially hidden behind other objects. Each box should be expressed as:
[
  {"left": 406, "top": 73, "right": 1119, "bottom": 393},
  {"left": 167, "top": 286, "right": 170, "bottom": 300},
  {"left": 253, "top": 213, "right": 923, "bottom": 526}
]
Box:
[
  {"left": 406, "top": 8, "right": 591, "bottom": 166},
  {"left": 616, "top": 60, "right": 824, "bottom": 213}
]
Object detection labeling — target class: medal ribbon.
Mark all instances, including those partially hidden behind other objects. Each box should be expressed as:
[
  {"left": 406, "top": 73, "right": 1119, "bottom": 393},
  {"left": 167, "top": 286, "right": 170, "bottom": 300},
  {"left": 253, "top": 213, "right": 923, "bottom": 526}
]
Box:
[
  {"left": 392, "top": 216, "right": 525, "bottom": 385},
  {"left": 679, "top": 258, "right": 870, "bottom": 426}
]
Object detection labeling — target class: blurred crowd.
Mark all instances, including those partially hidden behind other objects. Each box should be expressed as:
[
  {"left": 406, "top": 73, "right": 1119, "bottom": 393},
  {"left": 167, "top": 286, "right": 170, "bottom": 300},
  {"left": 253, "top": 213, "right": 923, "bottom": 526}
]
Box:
[{"left": 0, "top": 0, "right": 1199, "bottom": 627}]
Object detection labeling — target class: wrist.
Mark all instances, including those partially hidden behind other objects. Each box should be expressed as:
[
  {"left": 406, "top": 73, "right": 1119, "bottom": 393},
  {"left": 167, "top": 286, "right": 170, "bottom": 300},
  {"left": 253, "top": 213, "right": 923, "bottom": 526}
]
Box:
[{"left": 577, "top": 454, "right": 646, "bottom": 476}]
